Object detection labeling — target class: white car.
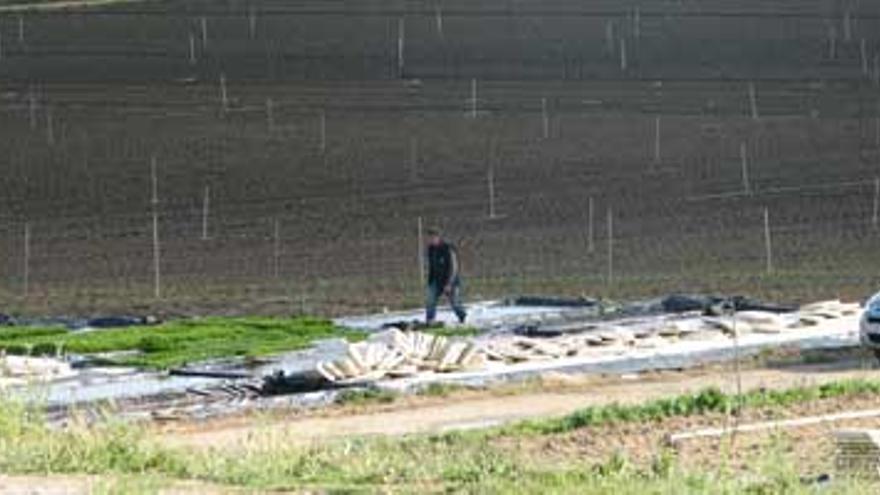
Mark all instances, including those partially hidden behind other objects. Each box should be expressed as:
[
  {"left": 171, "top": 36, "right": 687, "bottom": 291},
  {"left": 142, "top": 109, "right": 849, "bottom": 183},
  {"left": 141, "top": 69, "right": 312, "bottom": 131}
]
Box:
[{"left": 860, "top": 293, "right": 880, "bottom": 359}]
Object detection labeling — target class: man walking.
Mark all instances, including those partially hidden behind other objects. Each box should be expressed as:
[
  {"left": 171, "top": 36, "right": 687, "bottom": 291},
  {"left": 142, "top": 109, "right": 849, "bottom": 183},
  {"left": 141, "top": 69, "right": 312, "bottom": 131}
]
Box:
[{"left": 425, "top": 228, "right": 467, "bottom": 325}]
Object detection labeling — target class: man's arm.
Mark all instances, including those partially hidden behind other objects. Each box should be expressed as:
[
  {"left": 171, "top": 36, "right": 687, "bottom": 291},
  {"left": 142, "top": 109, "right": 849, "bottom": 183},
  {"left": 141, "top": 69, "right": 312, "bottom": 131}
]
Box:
[{"left": 445, "top": 246, "right": 460, "bottom": 293}]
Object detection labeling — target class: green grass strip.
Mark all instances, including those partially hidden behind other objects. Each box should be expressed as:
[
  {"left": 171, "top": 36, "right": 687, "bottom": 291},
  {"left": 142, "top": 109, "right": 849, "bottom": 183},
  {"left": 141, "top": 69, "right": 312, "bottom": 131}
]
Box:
[
  {"left": 0, "top": 317, "right": 366, "bottom": 369},
  {"left": 501, "top": 379, "right": 880, "bottom": 436}
]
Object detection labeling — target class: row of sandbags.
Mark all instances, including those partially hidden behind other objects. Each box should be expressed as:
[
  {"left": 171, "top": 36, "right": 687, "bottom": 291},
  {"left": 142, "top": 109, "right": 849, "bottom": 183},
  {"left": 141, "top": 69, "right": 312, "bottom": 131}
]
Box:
[
  {"left": 483, "top": 300, "right": 861, "bottom": 364},
  {"left": 316, "top": 329, "right": 486, "bottom": 384},
  {"left": 318, "top": 300, "right": 861, "bottom": 380}
]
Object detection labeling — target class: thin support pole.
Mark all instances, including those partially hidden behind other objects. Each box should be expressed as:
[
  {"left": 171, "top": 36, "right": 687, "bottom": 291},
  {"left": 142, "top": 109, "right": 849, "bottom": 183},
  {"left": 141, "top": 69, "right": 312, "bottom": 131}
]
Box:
[
  {"left": 654, "top": 116, "right": 661, "bottom": 162},
  {"left": 588, "top": 196, "right": 595, "bottom": 253},
  {"left": 634, "top": 7, "right": 641, "bottom": 40},
  {"left": 417, "top": 216, "right": 425, "bottom": 285},
  {"left": 273, "top": 218, "right": 281, "bottom": 279},
  {"left": 619, "top": 37, "right": 627, "bottom": 71},
  {"left": 876, "top": 115, "right": 880, "bottom": 147},
  {"left": 220, "top": 73, "right": 228, "bottom": 112},
  {"left": 874, "top": 54, "right": 880, "bottom": 87},
  {"left": 409, "top": 137, "right": 419, "bottom": 182},
  {"left": 740, "top": 142, "right": 751, "bottom": 195},
  {"left": 748, "top": 82, "right": 759, "bottom": 120},
  {"left": 844, "top": 10, "right": 852, "bottom": 43},
  {"left": 470, "top": 78, "right": 478, "bottom": 119},
  {"left": 541, "top": 97, "right": 549, "bottom": 139},
  {"left": 28, "top": 88, "right": 36, "bottom": 130},
  {"left": 248, "top": 8, "right": 257, "bottom": 39},
  {"left": 605, "top": 20, "right": 614, "bottom": 55},
  {"left": 201, "top": 185, "right": 210, "bottom": 240},
  {"left": 435, "top": 6, "right": 444, "bottom": 38},
  {"left": 17, "top": 15, "right": 23, "bottom": 44},
  {"left": 764, "top": 207, "right": 773, "bottom": 275},
  {"left": 200, "top": 16, "right": 208, "bottom": 47},
  {"left": 23, "top": 222, "right": 30, "bottom": 297},
  {"left": 873, "top": 177, "right": 879, "bottom": 230},
  {"left": 607, "top": 207, "right": 614, "bottom": 285},
  {"left": 828, "top": 24, "right": 837, "bottom": 60},
  {"left": 46, "top": 107, "right": 54, "bottom": 146},
  {"left": 266, "top": 97, "right": 275, "bottom": 132},
  {"left": 861, "top": 39, "right": 869, "bottom": 77},
  {"left": 319, "top": 110, "right": 326, "bottom": 154},
  {"left": 188, "top": 32, "right": 196, "bottom": 65},
  {"left": 397, "top": 17, "right": 405, "bottom": 77},
  {"left": 487, "top": 164, "right": 496, "bottom": 219},
  {"left": 151, "top": 156, "right": 161, "bottom": 299}
]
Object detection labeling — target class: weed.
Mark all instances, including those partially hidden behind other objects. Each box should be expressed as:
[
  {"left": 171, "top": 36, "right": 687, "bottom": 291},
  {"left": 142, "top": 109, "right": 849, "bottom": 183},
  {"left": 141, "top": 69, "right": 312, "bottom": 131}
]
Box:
[
  {"left": 418, "top": 382, "right": 467, "bottom": 398},
  {"left": 335, "top": 387, "right": 399, "bottom": 406}
]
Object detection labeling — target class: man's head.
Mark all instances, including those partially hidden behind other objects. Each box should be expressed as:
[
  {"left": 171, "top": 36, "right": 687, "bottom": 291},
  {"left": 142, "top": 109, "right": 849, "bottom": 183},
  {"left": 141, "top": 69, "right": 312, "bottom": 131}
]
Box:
[{"left": 427, "top": 227, "right": 443, "bottom": 246}]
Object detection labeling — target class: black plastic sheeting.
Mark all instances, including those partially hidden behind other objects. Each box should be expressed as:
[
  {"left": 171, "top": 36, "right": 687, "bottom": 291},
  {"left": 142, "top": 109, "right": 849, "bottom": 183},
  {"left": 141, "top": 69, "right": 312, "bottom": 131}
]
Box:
[
  {"left": 507, "top": 296, "right": 600, "bottom": 308},
  {"left": 0, "top": 315, "right": 159, "bottom": 331},
  {"left": 510, "top": 294, "right": 797, "bottom": 318}
]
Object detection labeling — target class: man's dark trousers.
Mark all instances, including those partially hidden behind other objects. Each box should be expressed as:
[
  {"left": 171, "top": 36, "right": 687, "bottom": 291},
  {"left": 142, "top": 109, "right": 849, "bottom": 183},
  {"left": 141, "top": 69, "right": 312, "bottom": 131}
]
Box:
[{"left": 426, "top": 277, "right": 466, "bottom": 324}]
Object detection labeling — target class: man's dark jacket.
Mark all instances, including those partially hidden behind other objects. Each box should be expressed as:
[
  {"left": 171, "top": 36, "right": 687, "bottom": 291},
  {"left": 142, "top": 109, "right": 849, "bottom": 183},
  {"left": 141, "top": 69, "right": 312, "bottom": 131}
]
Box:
[{"left": 427, "top": 242, "right": 457, "bottom": 287}]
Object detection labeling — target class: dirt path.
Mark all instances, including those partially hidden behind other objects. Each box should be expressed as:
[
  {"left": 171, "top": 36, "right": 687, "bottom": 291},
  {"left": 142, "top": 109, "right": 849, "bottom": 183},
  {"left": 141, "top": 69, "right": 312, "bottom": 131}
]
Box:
[
  {"left": 165, "top": 360, "right": 880, "bottom": 449},
  {"left": 0, "top": 475, "right": 245, "bottom": 494}
]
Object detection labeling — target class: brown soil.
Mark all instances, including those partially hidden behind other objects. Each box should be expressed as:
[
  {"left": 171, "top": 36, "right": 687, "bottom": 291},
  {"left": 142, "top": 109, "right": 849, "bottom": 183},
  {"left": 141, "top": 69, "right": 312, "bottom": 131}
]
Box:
[{"left": 161, "top": 360, "right": 880, "bottom": 450}]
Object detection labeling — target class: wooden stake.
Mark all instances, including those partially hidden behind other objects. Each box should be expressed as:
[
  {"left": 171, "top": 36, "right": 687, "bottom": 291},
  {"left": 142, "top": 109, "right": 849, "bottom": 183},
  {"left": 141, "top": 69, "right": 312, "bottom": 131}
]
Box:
[
  {"left": 188, "top": 32, "right": 196, "bottom": 65},
  {"left": 248, "top": 8, "right": 257, "bottom": 39},
  {"left": 397, "top": 17, "right": 405, "bottom": 77},
  {"left": 200, "top": 16, "right": 208, "bottom": 47},
  {"left": 588, "top": 196, "right": 595, "bottom": 253},
  {"left": 541, "top": 97, "right": 549, "bottom": 139},
  {"left": 867, "top": 176, "right": 880, "bottom": 231},
  {"left": 748, "top": 82, "right": 759, "bottom": 120},
  {"left": 417, "top": 216, "right": 425, "bottom": 285},
  {"left": 151, "top": 156, "right": 161, "bottom": 299},
  {"left": 0, "top": 30, "right": 4, "bottom": 61},
  {"left": 470, "top": 78, "right": 478, "bottom": 119},
  {"left": 266, "top": 97, "right": 275, "bottom": 131},
  {"left": 201, "top": 185, "right": 210, "bottom": 240},
  {"left": 273, "top": 218, "right": 281, "bottom": 278},
  {"left": 861, "top": 39, "right": 869, "bottom": 77},
  {"left": 654, "top": 116, "right": 661, "bottom": 162},
  {"left": 23, "top": 221, "right": 30, "bottom": 297},
  {"left": 220, "top": 73, "right": 228, "bottom": 112},
  {"left": 607, "top": 207, "right": 614, "bottom": 285},
  {"left": 740, "top": 142, "right": 751, "bottom": 195},
  {"left": 17, "top": 15, "right": 23, "bottom": 44},
  {"left": 619, "top": 37, "right": 627, "bottom": 71},
  {"left": 763, "top": 207, "right": 773, "bottom": 274}
]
